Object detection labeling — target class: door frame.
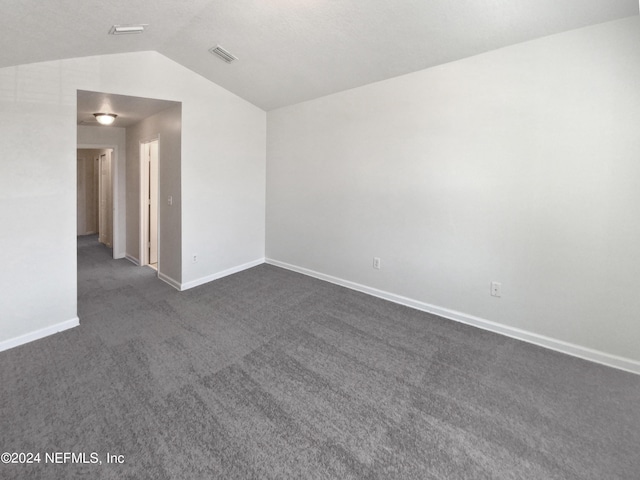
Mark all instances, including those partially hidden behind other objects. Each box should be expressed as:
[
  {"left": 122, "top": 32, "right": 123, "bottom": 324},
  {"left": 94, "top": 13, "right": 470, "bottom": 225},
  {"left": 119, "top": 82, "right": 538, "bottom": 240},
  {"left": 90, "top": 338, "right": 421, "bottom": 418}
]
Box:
[
  {"left": 77, "top": 144, "right": 120, "bottom": 259},
  {"left": 139, "top": 137, "right": 160, "bottom": 270},
  {"left": 98, "top": 151, "right": 113, "bottom": 248}
]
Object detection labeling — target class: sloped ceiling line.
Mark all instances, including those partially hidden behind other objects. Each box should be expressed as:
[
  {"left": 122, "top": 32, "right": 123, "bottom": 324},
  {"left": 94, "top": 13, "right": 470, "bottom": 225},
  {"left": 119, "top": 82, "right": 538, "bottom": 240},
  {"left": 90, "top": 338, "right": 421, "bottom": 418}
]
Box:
[{"left": 0, "top": 0, "right": 637, "bottom": 110}]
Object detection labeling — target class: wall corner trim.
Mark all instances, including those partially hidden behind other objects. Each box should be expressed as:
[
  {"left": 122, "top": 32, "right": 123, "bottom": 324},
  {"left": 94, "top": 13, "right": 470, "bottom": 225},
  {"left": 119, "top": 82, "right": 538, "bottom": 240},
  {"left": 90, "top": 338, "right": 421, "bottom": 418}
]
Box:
[
  {"left": 125, "top": 254, "right": 140, "bottom": 266},
  {"left": 180, "top": 258, "right": 265, "bottom": 291},
  {"left": 265, "top": 258, "right": 640, "bottom": 376},
  {"left": 158, "top": 272, "right": 182, "bottom": 291},
  {"left": 0, "top": 317, "right": 80, "bottom": 353}
]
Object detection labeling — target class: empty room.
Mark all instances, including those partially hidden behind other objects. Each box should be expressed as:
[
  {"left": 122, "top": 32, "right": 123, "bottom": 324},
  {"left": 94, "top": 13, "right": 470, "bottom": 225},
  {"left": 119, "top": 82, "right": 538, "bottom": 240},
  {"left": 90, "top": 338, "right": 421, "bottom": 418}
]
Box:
[{"left": 1, "top": 1, "right": 639, "bottom": 479}]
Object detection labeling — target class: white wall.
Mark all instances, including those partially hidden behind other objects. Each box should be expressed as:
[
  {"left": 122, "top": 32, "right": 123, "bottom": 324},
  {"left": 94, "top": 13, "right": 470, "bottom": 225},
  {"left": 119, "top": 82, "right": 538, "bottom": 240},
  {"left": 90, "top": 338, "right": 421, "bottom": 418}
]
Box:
[
  {"left": 78, "top": 126, "right": 126, "bottom": 258},
  {"left": 0, "top": 51, "right": 266, "bottom": 349},
  {"left": 126, "top": 104, "right": 182, "bottom": 284},
  {"left": 181, "top": 80, "right": 267, "bottom": 289},
  {"left": 267, "top": 16, "right": 640, "bottom": 370}
]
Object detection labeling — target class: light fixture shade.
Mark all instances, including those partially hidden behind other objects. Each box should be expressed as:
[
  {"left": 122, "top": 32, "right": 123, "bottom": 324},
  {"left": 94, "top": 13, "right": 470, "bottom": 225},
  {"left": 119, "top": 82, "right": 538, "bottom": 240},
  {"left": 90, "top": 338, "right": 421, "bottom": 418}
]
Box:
[{"left": 94, "top": 113, "right": 117, "bottom": 125}]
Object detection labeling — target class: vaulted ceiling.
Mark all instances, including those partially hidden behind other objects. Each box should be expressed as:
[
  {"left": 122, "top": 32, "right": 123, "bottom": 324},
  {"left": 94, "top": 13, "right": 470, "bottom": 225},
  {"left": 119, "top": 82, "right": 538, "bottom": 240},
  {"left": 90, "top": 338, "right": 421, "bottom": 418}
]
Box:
[{"left": 1, "top": 0, "right": 637, "bottom": 110}]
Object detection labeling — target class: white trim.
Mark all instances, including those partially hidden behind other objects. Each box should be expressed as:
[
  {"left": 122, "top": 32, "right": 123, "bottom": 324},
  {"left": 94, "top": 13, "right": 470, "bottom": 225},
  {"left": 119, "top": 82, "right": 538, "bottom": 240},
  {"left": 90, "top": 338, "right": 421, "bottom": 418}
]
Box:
[
  {"left": 125, "top": 254, "right": 140, "bottom": 266},
  {"left": 266, "top": 259, "right": 640, "bottom": 376},
  {"left": 0, "top": 318, "right": 80, "bottom": 353},
  {"left": 139, "top": 140, "right": 149, "bottom": 266},
  {"left": 139, "top": 136, "right": 160, "bottom": 269},
  {"left": 181, "top": 258, "right": 265, "bottom": 291},
  {"left": 158, "top": 272, "right": 182, "bottom": 291}
]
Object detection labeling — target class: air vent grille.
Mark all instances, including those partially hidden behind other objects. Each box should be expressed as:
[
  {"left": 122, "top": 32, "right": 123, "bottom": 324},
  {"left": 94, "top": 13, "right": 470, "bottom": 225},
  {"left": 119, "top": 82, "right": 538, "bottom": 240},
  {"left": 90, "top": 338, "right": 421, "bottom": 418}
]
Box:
[{"left": 209, "top": 45, "right": 237, "bottom": 63}]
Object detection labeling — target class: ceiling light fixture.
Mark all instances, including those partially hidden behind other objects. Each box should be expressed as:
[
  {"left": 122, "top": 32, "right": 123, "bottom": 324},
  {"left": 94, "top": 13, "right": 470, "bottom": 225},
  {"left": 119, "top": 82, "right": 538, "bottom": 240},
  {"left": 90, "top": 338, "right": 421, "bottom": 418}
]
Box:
[
  {"left": 109, "top": 24, "right": 146, "bottom": 35},
  {"left": 209, "top": 45, "right": 237, "bottom": 63},
  {"left": 94, "top": 113, "right": 117, "bottom": 125}
]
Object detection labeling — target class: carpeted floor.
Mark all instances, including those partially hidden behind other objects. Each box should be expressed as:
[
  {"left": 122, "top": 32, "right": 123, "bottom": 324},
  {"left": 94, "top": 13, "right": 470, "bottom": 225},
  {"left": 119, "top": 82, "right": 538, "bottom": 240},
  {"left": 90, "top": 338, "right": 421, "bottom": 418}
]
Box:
[{"left": 1, "top": 235, "right": 639, "bottom": 479}]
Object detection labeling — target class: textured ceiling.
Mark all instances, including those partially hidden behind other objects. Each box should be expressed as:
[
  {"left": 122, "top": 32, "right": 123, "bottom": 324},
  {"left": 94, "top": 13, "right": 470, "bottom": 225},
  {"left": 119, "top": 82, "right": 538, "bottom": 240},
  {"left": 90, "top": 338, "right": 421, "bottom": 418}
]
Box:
[{"left": 1, "top": 0, "right": 637, "bottom": 110}]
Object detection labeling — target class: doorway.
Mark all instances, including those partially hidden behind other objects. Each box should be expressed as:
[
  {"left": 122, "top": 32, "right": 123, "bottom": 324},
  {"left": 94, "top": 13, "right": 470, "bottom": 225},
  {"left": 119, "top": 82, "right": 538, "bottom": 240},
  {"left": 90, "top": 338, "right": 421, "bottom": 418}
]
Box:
[
  {"left": 77, "top": 148, "right": 113, "bottom": 248},
  {"left": 98, "top": 151, "right": 113, "bottom": 248},
  {"left": 141, "top": 139, "right": 159, "bottom": 270},
  {"left": 77, "top": 90, "right": 181, "bottom": 286}
]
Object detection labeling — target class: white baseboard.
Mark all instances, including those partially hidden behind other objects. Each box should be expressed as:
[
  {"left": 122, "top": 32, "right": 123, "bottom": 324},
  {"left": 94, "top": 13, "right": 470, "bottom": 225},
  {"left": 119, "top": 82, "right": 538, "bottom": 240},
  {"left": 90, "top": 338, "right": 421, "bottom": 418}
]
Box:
[
  {"left": 158, "top": 272, "right": 182, "bottom": 291},
  {"left": 0, "top": 318, "right": 80, "bottom": 353},
  {"left": 266, "top": 259, "right": 640, "bottom": 376},
  {"left": 181, "top": 258, "right": 265, "bottom": 291},
  {"left": 125, "top": 254, "right": 140, "bottom": 266}
]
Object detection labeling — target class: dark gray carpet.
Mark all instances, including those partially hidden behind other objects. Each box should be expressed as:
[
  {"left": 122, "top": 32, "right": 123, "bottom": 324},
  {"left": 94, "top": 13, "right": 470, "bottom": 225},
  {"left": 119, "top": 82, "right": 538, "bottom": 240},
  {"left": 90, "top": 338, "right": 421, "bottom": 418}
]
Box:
[{"left": 1, "top": 235, "right": 639, "bottom": 479}]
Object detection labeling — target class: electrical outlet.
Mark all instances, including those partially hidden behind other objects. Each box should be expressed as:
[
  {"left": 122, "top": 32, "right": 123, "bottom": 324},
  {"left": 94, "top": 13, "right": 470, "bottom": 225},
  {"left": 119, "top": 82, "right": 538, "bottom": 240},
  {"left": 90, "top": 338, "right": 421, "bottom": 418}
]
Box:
[
  {"left": 192, "top": 255, "right": 197, "bottom": 263},
  {"left": 373, "top": 257, "right": 381, "bottom": 270},
  {"left": 491, "top": 281, "right": 502, "bottom": 297}
]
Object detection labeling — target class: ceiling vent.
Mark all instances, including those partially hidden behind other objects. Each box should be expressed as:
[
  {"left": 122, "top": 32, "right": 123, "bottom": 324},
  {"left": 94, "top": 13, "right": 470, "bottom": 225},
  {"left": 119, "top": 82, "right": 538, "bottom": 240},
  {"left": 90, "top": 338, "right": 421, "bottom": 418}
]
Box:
[{"left": 209, "top": 45, "right": 237, "bottom": 63}]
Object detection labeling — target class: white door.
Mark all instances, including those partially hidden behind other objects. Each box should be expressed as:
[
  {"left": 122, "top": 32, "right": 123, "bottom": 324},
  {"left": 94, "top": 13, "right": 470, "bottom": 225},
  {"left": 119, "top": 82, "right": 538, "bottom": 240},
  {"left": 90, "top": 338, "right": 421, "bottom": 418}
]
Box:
[
  {"left": 76, "top": 156, "right": 85, "bottom": 235},
  {"left": 98, "top": 151, "right": 113, "bottom": 247},
  {"left": 76, "top": 154, "right": 99, "bottom": 235},
  {"left": 148, "top": 141, "right": 159, "bottom": 265}
]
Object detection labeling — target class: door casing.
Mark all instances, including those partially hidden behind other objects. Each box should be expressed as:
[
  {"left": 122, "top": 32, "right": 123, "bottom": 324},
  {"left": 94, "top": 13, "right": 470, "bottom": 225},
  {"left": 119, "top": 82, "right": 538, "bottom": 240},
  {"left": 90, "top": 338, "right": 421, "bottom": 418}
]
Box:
[{"left": 140, "top": 138, "right": 160, "bottom": 268}]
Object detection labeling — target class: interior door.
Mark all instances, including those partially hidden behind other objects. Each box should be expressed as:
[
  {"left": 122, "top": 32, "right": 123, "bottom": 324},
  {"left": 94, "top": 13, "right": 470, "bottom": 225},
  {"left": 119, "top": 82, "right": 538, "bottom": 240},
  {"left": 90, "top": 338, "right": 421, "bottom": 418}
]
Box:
[
  {"left": 148, "top": 141, "right": 159, "bottom": 265},
  {"left": 76, "top": 154, "right": 99, "bottom": 235},
  {"left": 98, "top": 152, "right": 113, "bottom": 247}
]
